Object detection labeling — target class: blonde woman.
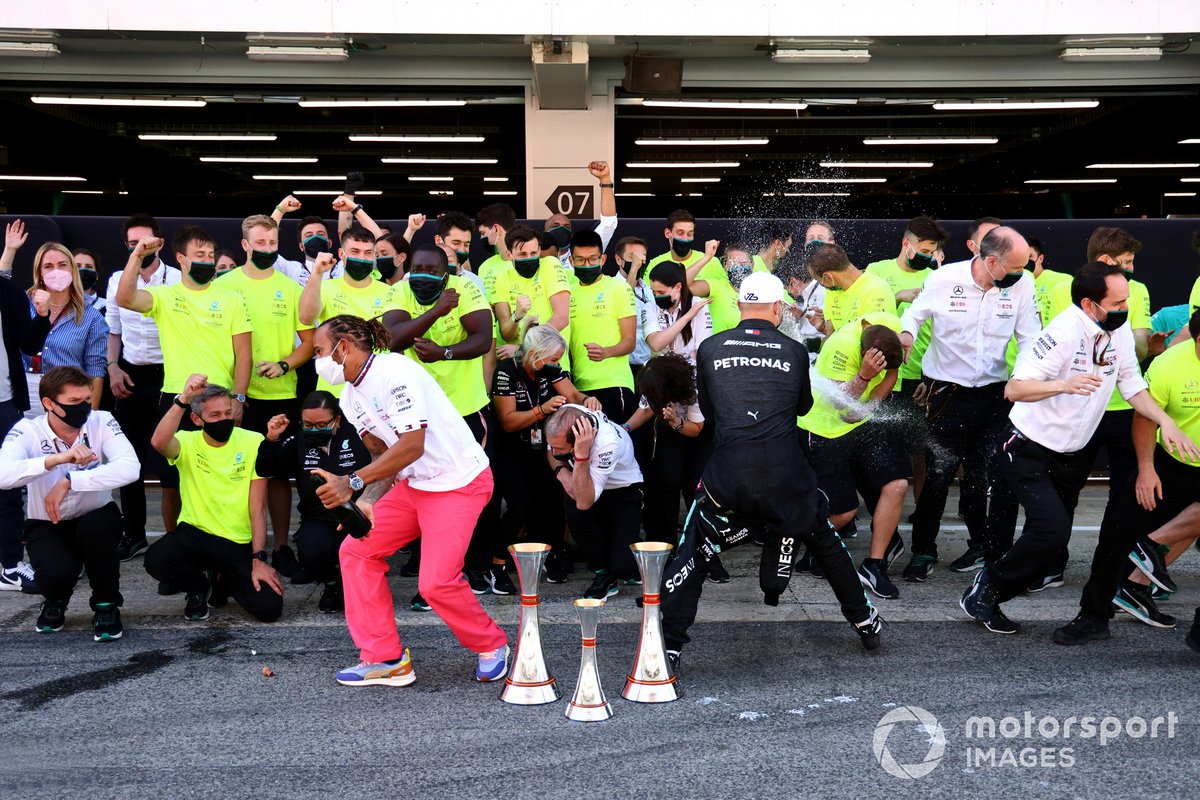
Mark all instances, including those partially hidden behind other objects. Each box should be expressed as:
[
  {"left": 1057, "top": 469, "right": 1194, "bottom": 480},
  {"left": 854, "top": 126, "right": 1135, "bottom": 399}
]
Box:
[{"left": 28, "top": 243, "right": 108, "bottom": 412}]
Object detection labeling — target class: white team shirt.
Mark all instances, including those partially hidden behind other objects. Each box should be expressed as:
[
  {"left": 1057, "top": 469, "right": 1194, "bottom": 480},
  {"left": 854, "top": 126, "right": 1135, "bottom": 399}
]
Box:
[
  {"left": 1009, "top": 304, "right": 1147, "bottom": 453},
  {"left": 560, "top": 405, "right": 642, "bottom": 499},
  {"left": 339, "top": 352, "right": 487, "bottom": 492},
  {"left": 0, "top": 410, "right": 140, "bottom": 521},
  {"left": 641, "top": 302, "right": 714, "bottom": 364},
  {"left": 275, "top": 254, "right": 344, "bottom": 287},
  {"left": 900, "top": 258, "right": 1040, "bottom": 387},
  {"left": 104, "top": 261, "right": 182, "bottom": 366},
  {"left": 620, "top": 271, "right": 654, "bottom": 365}
]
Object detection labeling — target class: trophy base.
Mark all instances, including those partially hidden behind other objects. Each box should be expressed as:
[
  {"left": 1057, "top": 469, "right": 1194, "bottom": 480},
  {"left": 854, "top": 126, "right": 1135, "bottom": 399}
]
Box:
[
  {"left": 622, "top": 677, "right": 681, "bottom": 704},
  {"left": 499, "top": 678, "right": 561, "bottom": 705},
  {"left": 565, "top": 699, "right": 615, "bottom": 722}
]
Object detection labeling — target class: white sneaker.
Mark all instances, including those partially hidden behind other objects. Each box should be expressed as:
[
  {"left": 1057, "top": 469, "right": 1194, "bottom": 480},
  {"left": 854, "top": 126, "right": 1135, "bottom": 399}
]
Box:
[{"left": 0, "top": 561, "right": 37, "bottom": 593}]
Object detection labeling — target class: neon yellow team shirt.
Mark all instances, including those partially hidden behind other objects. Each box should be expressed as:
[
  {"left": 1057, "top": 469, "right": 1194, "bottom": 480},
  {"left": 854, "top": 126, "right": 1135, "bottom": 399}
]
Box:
[
  {"left": 492, "top": 259, "right": 573, "bottom": 368},
  {"left": 1034, "top": 268, "right": 1072, "bottom": 325},
  {"left": 799, "top": 311, "right": 903, "bottom": 440},
  {"left": 865, "top": 258, "right": 930, "bottom": 387},
  {"left": 824, "top": 271, "right": 896, "bottom": 332},
  {"left": 1190, "top": 275, "right": 1200, "bottom": 315},
  {"left": 220, "top": 269, "right": 314, "bottom": 401},
  {"left": 170, "top": 427, "right": 264, "bottom": 543},
  {"left": 145, "top": 282, "right": 252, "bottom": 395},
  {"left": 646, "top": 250, "right": 741, "bottom": 334},
  {"left": 566, "top": 274, "right": 637, "bottom": 392},
  {"left": 1146, "top": 341, "right": 1200, "bottom": 467},
  {"left": 313, "top": 277, "right": 392, "bottom": 396},
  {"left": 385, "top": 275, "right": 492, "bottom": 416}
]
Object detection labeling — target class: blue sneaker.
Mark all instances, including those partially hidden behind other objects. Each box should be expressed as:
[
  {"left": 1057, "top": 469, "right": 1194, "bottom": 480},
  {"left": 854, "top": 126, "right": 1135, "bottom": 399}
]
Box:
[
  {"left": 476, "top": 645, "right": 510, "bottom": 682},
  {"left": 335, "top": 649, "right": 415, "bottom": 687}
]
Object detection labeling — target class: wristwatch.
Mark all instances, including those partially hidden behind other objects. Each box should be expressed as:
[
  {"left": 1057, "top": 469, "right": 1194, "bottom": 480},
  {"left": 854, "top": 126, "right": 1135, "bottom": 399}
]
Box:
[
  {"left": 444, "top": 347, "right": 454, "bottom": 361},
  {"left": 598, "top": 182, "right": 614, "bottom": 188},
  {"left": 173, "top": 395, "right": 190, "bottom": 410},
  {"left": 252, "top": 550, "right": 269, "bottom": 562},
  {"left": 348, "top": 472, "right": 365, "bottom": 492},
  {"left": 278, "top": 361, "right": 290, "bottom": 374},
  {"left": 232, "top": 393, "right": 247, "bottom": 404}
]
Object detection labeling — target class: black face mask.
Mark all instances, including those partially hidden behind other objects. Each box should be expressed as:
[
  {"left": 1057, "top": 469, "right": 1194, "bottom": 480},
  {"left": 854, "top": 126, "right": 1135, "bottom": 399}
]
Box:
[
  {"left": 453, "top": 251, "right": 471, "bottom": 270},
  {"left": 551, "top": 451, "right": 574, "bottom": 464},
  {"left": 344, "top": 257, "right": 375, "bottom": 282},
  {"left": 1024, "top": 260, "right": 1037, "bottom": 272},
  {"left": 547, "top": 226, "right": 572, "bottom": 250},
  {"left": 907, "top": 251, "right": 937, "bottom": 271},
  {"left": 535, "top": 362, "right": 563, "bottom": 382},
  {"left": 203, "top": 418, "right": 236, "bottom": 444},
  {"left": 654, "top": 294, "right": 676, "bottom": 310},
  {"left": 302, "top": 427, "right": 335, "bottom": 448},
  {"left": 994, "top": 271, "right": 1022, "bottom": 289},
  {"left": 188, "top": 261, "right": 217, "bottom": 285},
  {"left": 409, "top": 274, "right": 447, "bottom": 306},
  {"left": 1096, "top": 307, "right": 1129, "bottom": 332},
  {"left": 127, "top": 247, "right": 157, "bottom": 272},
  {"left": 302, "top": 235, "right": 330, "bottom": 259},
  {"left": 375, "top": 257, "right": 398, "bottom": 282},
  {"left": 574, "top": 266, "right": 603, "bottom": 285},
  {"left": 79, "top": 269, "right": 98, "bottom": 292},
  {"left": 1122, "top": 269, "right": 1135, "bottom": 281},
  {"left": 514, "top": 257, "right": 541, "bottom": 279},
  {"left": 51, "top": 400, "right": 91, "bottom": 429},
  {"left": 249, "top": 250, "right": 277, "bottom": 270},
  {"left": 671, "top": 237, "right": 693, "bottom": 258}
]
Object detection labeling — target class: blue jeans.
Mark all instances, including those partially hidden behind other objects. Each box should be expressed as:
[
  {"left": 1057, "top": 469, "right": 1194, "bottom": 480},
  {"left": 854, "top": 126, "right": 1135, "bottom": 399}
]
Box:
[{"left": 0, "top": 399, "right": 26, "bottom": 569}]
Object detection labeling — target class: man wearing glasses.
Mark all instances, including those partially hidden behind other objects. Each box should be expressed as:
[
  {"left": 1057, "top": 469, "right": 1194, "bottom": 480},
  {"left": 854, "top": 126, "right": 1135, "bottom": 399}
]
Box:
[{"left": 960, "top": 263, "right": 1200, "bottom": 636}]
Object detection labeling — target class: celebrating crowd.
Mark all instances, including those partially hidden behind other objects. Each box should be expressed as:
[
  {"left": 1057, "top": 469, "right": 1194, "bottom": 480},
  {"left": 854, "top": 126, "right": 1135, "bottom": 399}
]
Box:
[{"left": 2, "top": 160, "right": 1200, "bottom": 689}]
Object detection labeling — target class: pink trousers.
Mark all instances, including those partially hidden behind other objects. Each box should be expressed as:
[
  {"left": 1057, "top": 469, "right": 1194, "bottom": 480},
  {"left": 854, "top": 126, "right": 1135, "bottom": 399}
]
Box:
[{"left": 340, "top": 468, "right": 507, "bottom": 663}]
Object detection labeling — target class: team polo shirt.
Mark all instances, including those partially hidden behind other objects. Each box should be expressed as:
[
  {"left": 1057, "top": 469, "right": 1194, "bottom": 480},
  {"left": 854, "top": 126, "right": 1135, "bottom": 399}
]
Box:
[
  {"left": 145, "top": 282, "right": 252, "bottom": 394},
  {"left": 1009, "top": 304, "right": 1145, "bottom": 453},
  {"left": 752, "top": 254, "right": 770, "bottom": 273},
  {"left": 866, "top": 258, "right": 930, "bottom": 387},
  {"left": 566, "top": 274, "right": 637, "bottom": 392},
  {"left": 170, "top": 427, "right": 264, "bottom": 544},
  {"left": 900, "top": 259, "right": 1040, "bottom": 388},
  {"left": 799, "top": 312, "right": 902, "bottom": 440},
  {"left": 339, "top": 352, "right": 488, "bottom": 491},
  {"left": 1190, "top": 276, "right": 1200, "bottom": 315},
  {"left": 1145, "top": 341, "right": 1200, "bottom": 467},
  {"left": 1033, "top": 268, "right": 1072, "bottom": 325},
  {"left": 646, "top": 250, "right": 740, "bottom": 333},
  {"left": 220, "top": 269, "right": 313, "bottom": 401},
  {"left": 492, "top": 258, "right": 573, "bottom": 367},
  {"left": 824, "top": 271, "right": 896, "bottom": 333},
  {"left": 384, "top": 276, "right": 491, "bottom": 417}
]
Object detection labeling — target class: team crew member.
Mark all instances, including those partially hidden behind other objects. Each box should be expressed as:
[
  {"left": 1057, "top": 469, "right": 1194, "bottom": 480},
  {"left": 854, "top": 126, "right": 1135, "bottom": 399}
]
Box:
[
  {"left": 798, "top": 314, "right": 910, "bottom": 599},
  {"left": 660, "top": 274, "right": 882, "bottom": 675},
  {"left": 545, "top": 405, "right": 644, "bottom": 600},
  {"left": 145, "top": 375, "right": 284, "bottom": 623},
  {"left": 544, "top": 161, "right": 619, "bottom": 269},
  {"left": 373, "top": 232, "right": 410, "bottom": 286},
  {"left": 115, "top": 228, "right": 252, "bottom": 535},
  {"left": 962, "top": 264, "right": 1197, "bottom": 635},
  {"left": 257, "top": 391, "right": 373, "bottom": 614},
  {"left": 223, "top": 214, "right": 316, "bottom": 580},
  {"left": 899, "top": 227, "right": 1040, "bottom": 581},
  {"left": 491, "top": 226, "right": 572, "bottom": 359},
  {"left": 105, "top": 214, "right": 181, "bottom": 561},
  {"left": 269, "top": 196, "right": 345, "bottom": 285},
  {"left": 644, "top": 263, "right": 714, "bottom": 363},
  {"left": 566, "top": 230, "right": 638, "bottom": 422},
  {"left": 492, "top": 323, "right": 599, "bottom": 585},
  {"left": 1026, "top": 237, "right": 1071, "bottom": 324},
  {"left": 646, "top": 210, "right": 739, "bottom": 333},
  {"left": 310, "top": 315, "right": 508, "bottom": 686},
  {"left": 612, "top": 236, "right": 654, "bottom": 372},
  {"left": 751, "top": 223, "right": 793, "bottom": 274},
  {"left": 1054, "top": 309, "right": 1200, "bottom": 646},
  {"left": 0, "top": 366, "right": 139, "bottom": 640},
  {"left": 806, "top": 243, "right": 896, "bottom": 335},
  {"left": 73, "top": 250, "right": 105, "bottom": 315}
]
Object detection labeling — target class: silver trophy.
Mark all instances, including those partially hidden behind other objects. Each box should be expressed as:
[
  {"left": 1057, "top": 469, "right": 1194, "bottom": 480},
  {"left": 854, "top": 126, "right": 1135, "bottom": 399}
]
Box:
[
  {"left": 499, "top": 543, "right": 561, "bottom": 705},
  {"left": 566, "top": 598, "right": 614, "bottom": 722},
  {"left": 622, "top": 541, "right": 681, "bottom": 703}
]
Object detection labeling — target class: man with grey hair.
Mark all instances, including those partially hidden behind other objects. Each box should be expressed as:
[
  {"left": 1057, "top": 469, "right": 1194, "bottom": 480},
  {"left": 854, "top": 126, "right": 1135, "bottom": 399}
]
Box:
[
  {"left": 898, "top": 226, "right": 1041, "bottom": 596},
  {"left": 144, "top": 373, "right": 283, "bottom": 623},
  {"left": 545, "top": 403, "right": 643, "bottom": 600}
]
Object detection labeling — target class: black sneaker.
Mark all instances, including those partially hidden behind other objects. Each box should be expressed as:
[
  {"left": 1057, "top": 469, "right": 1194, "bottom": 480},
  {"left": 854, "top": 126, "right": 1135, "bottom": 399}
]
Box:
[
  {"left": 884, "top": 531, "right": 905, "bottom": 570},
  {"left": 272, "top": 545, "right": 300, "bottom": 579},
  {"left": 902, "top": 554, "right": 936, "bottom": 582},
  {"left": 667, "top": 649, "right": 683, "bottom": 690},
  {"left": 1113, "top": 582, "right": 1177, "bottom": 628},
  {"left": 948, "top": 546, "right": 985, "bottom": 573},
  {"left": 157, "top": 581, "right": 181, "bottom": 596},
  {"left": 92, "top": 603, "right": 123, "bottom": 642},
  {"left": 583, "top": 571, "right": 619, "bottom": 600},
  {"left": 1026, "top": 573, "right": 1066, "bottom": 593},
  {"left": 1053, "top": 612, "right": 1111, "bottom": 646},
  {"left": 318, "top": 581, "right": 344, "bottom": 614},
  {"left": 184, "top": 590, "right": 209, "bottom": 621},
  {"left": 984, "top": 607, "right": 1021, "bottom": 635},
  {"left": 544, "top": 552, "right": 570, "bottom": 584},
  {"left": 858, "top": 558, "right": 900, "bottom": 599},
  {"left": 400, "top": 553, "right": 420, "bottom": 578},
  {"left": 795, "top": 548, "right": 813, "bottom": 573},
  {"left": 1128, "top": 537, "right": 1178, "bottom": 594},
  {"left": 116, "top": 536, "right": 148, "bottom": 562},
  {"left": 463, "top": 568, "right": 491, "bottom": 595},
  {"left": 837, "top": 520, "right": 858, "bottom": 539},
  {"left": 706, "top": 557, "right": 731, "bottom": 584},
  {"left": 959, "top": 570, "right": 999, "bottom": 625},
  {"left": 1150, "top": 584, "right": 1172, "bottom": 602},
  {"left": 411, "top": 592, "right": 431, "bottom": 612},
  {"left": 35, "top": 599, "right": 67, "bottom": 633},
  {"left": 486, "top": 565, "right": 517, "bottom": 596},
  {"left": 854, "top": 608, "right": 883, "bottom": 651}
]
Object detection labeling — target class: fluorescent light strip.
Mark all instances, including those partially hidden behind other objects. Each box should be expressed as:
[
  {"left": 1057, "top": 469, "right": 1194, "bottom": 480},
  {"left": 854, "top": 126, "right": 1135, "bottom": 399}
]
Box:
[
  {"left": 784, "top": 192, "right": 851, "bottom": 197},
  {"left": 428, "top": 190, "right": 454, "bottom": 196},
  {"left": 301, "top": 99, "right": 466, "bottom": 108},
  {"left": 642, "top": 99, "right": 807, "bottom": 110},
  {"left": 0, "top": 174, "right": 85, "bottom": 181},
  {"left": 1024, "top": 178, "right": 1117, "bottom": 184},
  {"left": 627, "top": 162, "right": 740, "bottom": 169},
  {"left": 483, "top": 177, "right": 509, "bottom": 182},
  {"left": 933, "top": 99, "right": 1098, "bottom": 111},
  {"left": 292, "top": 190, "right": 381, "bottom": 196},
  {"left": 31, "top": 95, "right": 206, "bottom": 108},
  {"left": 864, "top": 137, "right": 998, "bottom": 145},
  {"left": 1182, "top": 178, "right": 1200, "bottom": 183},
  {"left": 381, "top": 158, "right": 497, "bottom": 165},
  {"left": 483, "top": 191, "right": 518, "bottom": 196},
  {"left": 686, "top": 193, "right": 703, "bottom": 197},
  {"left": 1181, "top": 139, "right": 1200, "bottom": 145},
  {"left": 681, "top": 177, "right": 720, "bottom": 183},
  {"left": 1165, "top": 192, "right": 1197, "bottom": 197},
  {"left": 1087, "top": 163, "right": 1199, "bottom": 169},
  {"left": 615, "top": 192, "right": 653, "bottom": 197},
  {"left": 635, "top": 137, "right": 769, "bottom": 146},
  {"left": 349, "top": 134, "right": 484, "bottom": 143},
  {"left": 407, "top": 176, "right": 454, "bottom": 182},
  {"left": 820, "top": 161, "right": 932, "bottom": 168},
  {"left": 621, "top": 177, "right": 651, "bottom": 183},
  {"left": 200, "top": 156, "right": 317, "bottom": 163},
  {"left": 62, "top": 190, "right": 104, "bottom": 194},
  {"left": 140, "top": 133, "right": 276, "bottom": 141},
  {"left": 252, "top": 174, "right": 346, "bottom": 181},
  {"left": 788, "top": 177, "right": 886, "bottom": 183}
]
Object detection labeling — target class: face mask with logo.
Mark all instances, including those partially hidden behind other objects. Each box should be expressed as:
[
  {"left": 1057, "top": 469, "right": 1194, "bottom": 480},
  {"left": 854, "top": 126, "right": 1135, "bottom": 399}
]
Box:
[
  {"left": 514, "top": 257, "right": 541, "bottom": 279},
  {"left": 50, "top": 399, "right": 91, "bottom": 429},
  {"left": 654, "top": 293, "right": 677, "bottom": 310},
  {"left": 574, "top": 266, "right": 603, "bottom": 285},
  {"left": 344, "top": 257, "right": 375, "bottom": 282},
  {"left": 202, "top": 418, "right": 236, "bottom": 444},
  {"left": 303, "top": 235, "right": 330, "bottom": 259},
  {"left": 249, "top": 249, "right": 277, "bottom": 270},
  {"left": 375, "top": 257, "right": 398, "bottom": 282},
  {"left": 188, "top": 261, "right": 217, "bottom": 285},
  {"left": 547, "top": 226, "right": 572, "bottom": 250},
  {"left": 671, "top": 237, "right": 693, "bottom": 258},
  {"left": 409, "top": 273, "right": 447, "bottom": 306},
  {"left": 302, "top": 426, "right": 336, "bottom": 448},
  {"left": 315, "top": 342, "right": 347, "bottom": 386},
  {"left": 907, "top": 250, "right": 937, "bottom": 271},
  {"left": 42, "top": 269, "right": 73, "bottom": 292},
  {"left": 79, "top": 269, "right": 98, "bottom": 292},
  {"left": 127, "top": 247, "right": 157, "bottom": 271}
]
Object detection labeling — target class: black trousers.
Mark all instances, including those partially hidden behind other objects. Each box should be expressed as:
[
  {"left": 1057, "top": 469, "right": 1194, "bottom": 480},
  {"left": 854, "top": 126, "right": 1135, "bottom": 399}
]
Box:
[
  {"left": 1078, "top": 447, "right": 1200, "bottom": 620},
  {"left": 660, "top": 441, "right": 873, "bottom": 652},
  {"left": 113, "top": 360, "right": 166, "bottom": 539},
  {"left": 144, "top": 522, "right": 283, "bottom": 622},
  {"left": 25, "top": 502, "right": 123, "bottom": 608},
  {"left": 294, "top": 518, "right": 345, "bottom": 584},
  {"left": 910, "top": 380, "right": 1018, "bottom": 563},
  {"left": 642, "top": 422, "right": 713, "bottom": 543},
  {"left": 0, "top": 399, "right": 24, "bottom": 569},
  {"left": 1083, "top": 408, "right": 1137, "bottom": 499},
  {"left": 991, "top": 435, "right": 1093, "bottom": 600},
  {"left": 492, "top": 443, "right": 566, "bottom": 552},
  {"left": 463, "top": 406, "right": 505, "bottom": 569},
  {"left": 566, "top": 483, "right": 644, "bottom": 580},
  {"left": 588, "top": 386, "right": 637, "bottom": 425}
]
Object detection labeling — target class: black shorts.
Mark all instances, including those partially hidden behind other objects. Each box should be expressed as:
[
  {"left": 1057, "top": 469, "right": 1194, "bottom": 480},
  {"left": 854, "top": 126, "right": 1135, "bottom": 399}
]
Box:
[
  {"left": 884, "top": 378, "right": 929, "bottom": 459},
  {"left": 807, "top": 423, "right": 911, "bottom": 516},
  {"left": 242, "top": 397, "right": 301, "bottom": 439},
  {"left": 155, "top": 392, "right": 200, "bottom": 490}
]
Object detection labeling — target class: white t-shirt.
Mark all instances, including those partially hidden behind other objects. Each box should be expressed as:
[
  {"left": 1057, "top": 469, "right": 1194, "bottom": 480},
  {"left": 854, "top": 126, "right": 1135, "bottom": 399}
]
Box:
[
  {"left": 561, "top": 405, "right": 642, "bottom": 500},
  {"left": 642, "top": 302, "right": 714, "bottom": 364},
  {"left": 339, "top": 351, "right": 487, "bottom": 492}
]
